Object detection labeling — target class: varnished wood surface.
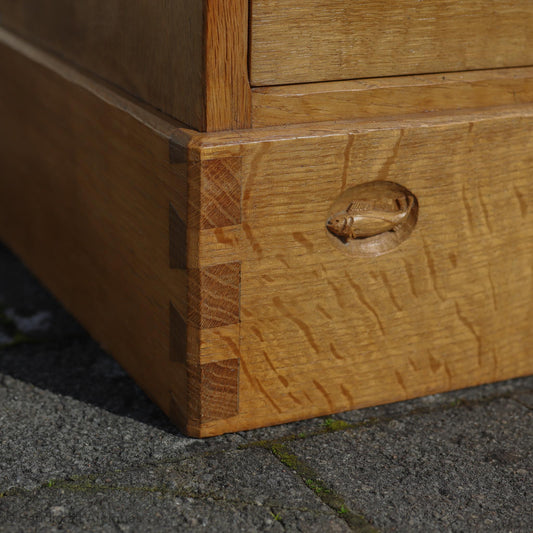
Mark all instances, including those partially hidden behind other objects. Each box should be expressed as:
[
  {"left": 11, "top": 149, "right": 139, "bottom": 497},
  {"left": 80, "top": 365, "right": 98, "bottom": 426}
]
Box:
[
  {"left": 0, "top": 29, "right": 244, "bottom": 436},
  {"left": 0, "top": 0, "right": 251, "bottom": 131},
  {"left": 252, "top": 67, "right": 533, "bottom": 127},
  {"left": 0, "top": 30, "right": 191, "bottom": 427},
  {"left": 1, "top": 28, "right": 532, "bottom": 437},
  {"left": 250, "top": 0, "right": 533, "bottom": 86},
  {"left": 191, "top": 105, "right": 533, "bottom": 436},
  {"left": 204, "top": 0, "right": 251, "bottom": 131}
]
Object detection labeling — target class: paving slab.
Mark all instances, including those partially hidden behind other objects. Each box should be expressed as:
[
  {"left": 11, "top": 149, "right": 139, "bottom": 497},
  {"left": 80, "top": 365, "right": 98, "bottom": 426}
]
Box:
[
  {"left": 0, "top": 372, "right": 196, "bottom": 491},
  {"left": 286, "top": 396, "right": 533, "bottom": 532},
  {"left": 0, "top": 487, "right": 347, "bottom": 533}
]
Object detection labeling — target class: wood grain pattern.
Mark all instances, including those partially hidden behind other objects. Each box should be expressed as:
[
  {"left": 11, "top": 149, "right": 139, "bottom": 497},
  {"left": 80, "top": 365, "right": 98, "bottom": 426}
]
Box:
[
  {"left": 0, "top": 0, "right": 204, "bottom": 128},
  {"left": 198, "top": 158, "right": 242, "bottom": 230},
  {"left": 204, "top": 0, "right": 251, "bottom": 130},
  {"left": 188, "top": 358, "right": 240, "bottom": 424},
  {"left": 191, "top": 105, "right": 533, "bottom": 436},
  {"left": 0, "top": 0, "right": 251, "bottom": 131},
  {"left": 0, "top": 29, "right": 192, "bottom": 428},
  {"left": 250, "top": 0, "right": 533, "bottom": 86},
  {"left": 170, "top": 303, "right": 188, "bottom": 365},
  {"left": 184, "top": 149, "right": 244, "bottom": 431},
  {"left": 169, "top": 203, "right": 187, "bottom": 269},
  {"left": 252, "top": 67, "right": 533, "bottom": 127},
  {"left": 188, "top": 263, "right": 241, "bottom": 329},
  {"left": 2, "top": 27, "right": 532, "bottom": 437}
]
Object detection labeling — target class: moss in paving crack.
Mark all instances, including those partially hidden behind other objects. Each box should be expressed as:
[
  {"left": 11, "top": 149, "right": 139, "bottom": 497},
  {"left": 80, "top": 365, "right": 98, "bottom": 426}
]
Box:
[
  {"left": 42, "top": 475, "right": 165, "bottom": 496},
  {"left": 323, "top": 418, "right": 352, "bottom": 432},
  {"left": 305, "top": 478, "right": 330, "bottom": 494},
  {"left": 266, "top": 441, "right": 379, "bottom": 532},
  {"left": 0, "top": 487, "right": 28, "bottom": 499}
]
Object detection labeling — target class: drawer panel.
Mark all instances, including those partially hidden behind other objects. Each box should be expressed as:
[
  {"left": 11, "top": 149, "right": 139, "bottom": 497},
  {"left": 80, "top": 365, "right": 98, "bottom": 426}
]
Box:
[{"left": 250, "top": 0, "right": 533, "bottom": 86}]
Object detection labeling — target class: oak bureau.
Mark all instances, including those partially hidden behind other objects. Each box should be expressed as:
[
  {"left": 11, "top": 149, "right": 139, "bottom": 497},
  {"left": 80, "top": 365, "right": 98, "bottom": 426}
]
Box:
[{"left": 0, "top": 1, "right": 531, "bottom": 436}]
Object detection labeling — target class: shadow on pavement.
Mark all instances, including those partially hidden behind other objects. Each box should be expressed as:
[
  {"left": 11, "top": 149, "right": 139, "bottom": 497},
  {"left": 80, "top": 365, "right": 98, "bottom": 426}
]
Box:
[{"left": 0, "top": 241, "right": 182, "bottom": 435}]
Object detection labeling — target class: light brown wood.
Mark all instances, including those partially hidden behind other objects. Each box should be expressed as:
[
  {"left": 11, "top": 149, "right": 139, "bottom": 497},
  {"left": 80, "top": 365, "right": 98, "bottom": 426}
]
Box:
[
  {"left": 1, "top": 29, "right": 532, "bottom": 437},
  {"left": 252, "top": 67, "right": 533, "bottom": 127},
  {"left": 0, "top": 0, "right": 251, "bottom": 131},
  {"left": 0, "top": 29, "right": 192, "bottom": 428},
  {"left": 250, "top": 0, "right": 533, "bottom": 86},
  {"left": 190, "top": 105, "right": 533, "bottom": 436},
  {"left": 325, "top": 181, "right": 418, "bottom": 256},
  {"left": 204, "top": 0, "right": 251, "bottom": 131}
]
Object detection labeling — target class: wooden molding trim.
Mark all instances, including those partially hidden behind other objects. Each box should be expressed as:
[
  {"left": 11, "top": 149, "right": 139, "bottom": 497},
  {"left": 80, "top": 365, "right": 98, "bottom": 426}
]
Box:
[
  {"left": 252, "top": 67, "right": 533, "bottom": 127},
  {"left": 0, "top": 2, "right": 205, "bottom": 129}
]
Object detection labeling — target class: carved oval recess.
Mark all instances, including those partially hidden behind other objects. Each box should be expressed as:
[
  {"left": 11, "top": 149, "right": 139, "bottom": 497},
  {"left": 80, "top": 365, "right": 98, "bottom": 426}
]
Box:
[{"left": 325, "top": 181, "right": 418, "bottom": 257}]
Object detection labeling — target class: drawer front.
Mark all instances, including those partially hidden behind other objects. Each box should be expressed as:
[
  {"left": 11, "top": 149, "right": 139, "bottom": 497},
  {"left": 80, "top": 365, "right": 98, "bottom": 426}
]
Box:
[
  {"left": 250, "top": 0, "right": 533, "bottom": 86},
  {"left": 194, "top": 106, "right": 533, "bottom": 435}
]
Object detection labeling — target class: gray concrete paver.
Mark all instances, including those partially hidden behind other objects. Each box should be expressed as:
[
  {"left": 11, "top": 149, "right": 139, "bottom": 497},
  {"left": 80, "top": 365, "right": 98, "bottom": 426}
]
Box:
[
  {"left": 94, "top": 448, "right": 322, "bottom": 508},
  {"left": 0, "top": 489, "right": 287, "bottom": 532},
  {"left": 0, "top": 373, "right": 196, "bottom": 491},
  {"left": 0, "top": 480, "right": 348, "bottom": 533},
  {"left": 286, "top": 397, "right": 533, "bottom": 532}
]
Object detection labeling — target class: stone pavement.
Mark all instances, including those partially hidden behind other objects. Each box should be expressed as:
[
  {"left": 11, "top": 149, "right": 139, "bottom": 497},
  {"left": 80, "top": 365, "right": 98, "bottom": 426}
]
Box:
[{"left": 0, "top": 241, "right": 531, "bottom": 532}]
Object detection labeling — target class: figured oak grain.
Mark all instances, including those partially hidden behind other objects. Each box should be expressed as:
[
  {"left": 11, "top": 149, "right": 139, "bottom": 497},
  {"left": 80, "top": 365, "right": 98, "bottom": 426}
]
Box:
[
  {"left": 250, "top": 0, "right": 533, "bottom": 86},
  {"left": 2, "top": 27, "right": 532, "bottom": 438},
  {"left": 191, "top": 105, "right": 533, "bottom": 436}
]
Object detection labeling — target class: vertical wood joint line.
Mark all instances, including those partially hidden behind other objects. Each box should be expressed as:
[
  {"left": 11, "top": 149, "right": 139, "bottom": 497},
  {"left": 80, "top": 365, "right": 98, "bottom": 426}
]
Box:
[{"left": 168, "top": 137, "right": 189, "bottom": 427}]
